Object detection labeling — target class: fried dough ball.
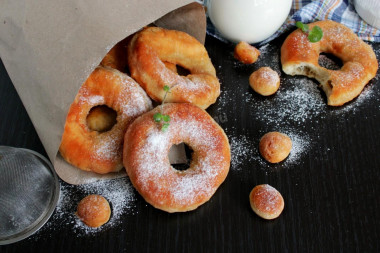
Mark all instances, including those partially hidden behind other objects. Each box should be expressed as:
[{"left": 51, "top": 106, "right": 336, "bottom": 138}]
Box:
[
  {"left": 249, "top": 67, "right": 280, "bottom": 96},
  {"left": 249, "top": 184, "right": 284, "bottom": 219},
  {"left": 76, "top": 194, "right": 111, "bottom": 227},
  {"left": 259, "top": 132, "right": 292, "bottom": 163},
  {"left": 234, "top": 41, "right": 260, "bottom": 64}
]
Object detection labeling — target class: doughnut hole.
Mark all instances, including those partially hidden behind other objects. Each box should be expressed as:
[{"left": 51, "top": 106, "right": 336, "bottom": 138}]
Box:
[
  {"left": 86, "top": 105, "right": 117, "bottom": 132},
  {"left": 169, "top": 143, "right": 194, "bottom": 171},
  {"left": 318, "top": 53, "right": 343, "bottom": 70},
  {"left": 234, "top": 41, "right": 260, "bottom": 64},
  {"left": 76, "top": 194, "right": 111, "bottom": 227},
  {"left": 249, "top": 67, "right": 280, "bottom": 96},
  {"left": 249, "top": 184, "right": 284, "bottom": 220},
  {"left": 259, "top": 132, "right": 292, "bottom": 163}
]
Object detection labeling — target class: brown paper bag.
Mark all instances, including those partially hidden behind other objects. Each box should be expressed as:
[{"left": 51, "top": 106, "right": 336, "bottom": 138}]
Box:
[{"left": 0, "top": 1, "right": 206, "bottom": 184}]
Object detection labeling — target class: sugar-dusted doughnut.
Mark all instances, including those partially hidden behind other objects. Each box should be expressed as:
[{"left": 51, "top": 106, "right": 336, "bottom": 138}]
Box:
[
  {"left": 249, "top": 184, "right": 284, "bottom": 219},
  {"left": 123, "top": 103, "right": 230, "bottom": 212},
  {"left": 128, "top": 27, "right": 220, "bottom": 109},
  {"left": 76, "top": 194, "right": 111, "bottom": 227},
  {"left": 100, "top": 37, "right": 130, "bottom": 72},
  {"left": 59, "top": 66, "right": 152, "bottom": 174},
  {"left": 259, "top": 132, "right": 292, "bottom": 163},
  {"left": 281, "top": 20, "right": 378, "bottom": 106},
  {"left": 249, "top": 67, "right": 280, "bottom": 96},
  {"left": 234, "top": 41, "right": 260, "bottom": 64}
]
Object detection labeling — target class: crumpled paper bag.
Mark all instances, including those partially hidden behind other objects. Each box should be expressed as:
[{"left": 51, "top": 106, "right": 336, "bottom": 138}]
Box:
[{"left": 0, "top": 1, "right": 206, "bottom": 184}]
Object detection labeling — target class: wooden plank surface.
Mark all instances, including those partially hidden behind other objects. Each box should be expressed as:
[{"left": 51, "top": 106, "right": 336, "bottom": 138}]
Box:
[{"left": 0, "top": 33, "right": 379, "bottom": 252}]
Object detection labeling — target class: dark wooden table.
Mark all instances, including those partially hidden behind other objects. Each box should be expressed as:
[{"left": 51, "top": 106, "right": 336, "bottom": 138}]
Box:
[{"left": 1, "top": 34, "right": 379, "bottom": 252}]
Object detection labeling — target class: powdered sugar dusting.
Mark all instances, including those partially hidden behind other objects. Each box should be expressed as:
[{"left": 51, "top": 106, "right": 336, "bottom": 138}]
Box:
[
  {"left": 318, "top": 54, "right": 341, "bottom": 70},
  {"left": 32, "top": 177, "right": 136, "bottom": 238},
  {"left": 251, "top": 184, "right": 283, "bottom": 214},
  {"left": 116, "top": 72, "right": 153, "bottom": 119},
  {"left": 92, "top": 134, "right": 119, "bottom": 161},
  {"left": 245, "top": 77, "right": 326, "bottom": 126},
  {"left": 71, "top": 68, "right": 152, "bottom": 165},
  {"left": 229, "top": 135, "right": 254, "bottom": 171},
  {"left": 132, "top": 109, "right": 227, "bottom": 208},
  {"left": 228, "top": 130, "right": 310, "bottom": 171}
]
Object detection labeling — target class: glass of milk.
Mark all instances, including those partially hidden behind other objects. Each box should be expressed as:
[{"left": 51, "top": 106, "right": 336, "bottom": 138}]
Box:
[
  {"left": 354, "top": 0, "right": 380, "bottom": 29},
  {"left": 205, "top": 0, "right": 292, "bottom": 43}
]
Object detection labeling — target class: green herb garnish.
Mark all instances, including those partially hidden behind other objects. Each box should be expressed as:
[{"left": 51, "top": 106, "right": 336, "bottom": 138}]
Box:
[
  {"left": 296, "top": 21, "right": 323, "bottom": 43},
  {"left": 154, "top": 85, "right": 172, "bottom": 131}
]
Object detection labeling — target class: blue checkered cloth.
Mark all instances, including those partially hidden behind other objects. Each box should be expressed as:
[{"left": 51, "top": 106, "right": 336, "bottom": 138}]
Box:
[{"left": 207, "top": 0, "right": 380, "bottom": 45}]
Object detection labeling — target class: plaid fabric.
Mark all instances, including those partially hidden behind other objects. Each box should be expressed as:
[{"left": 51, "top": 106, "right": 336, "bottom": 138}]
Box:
[{"left": 206, "top": 0, "right": 380, "bottom": 45}]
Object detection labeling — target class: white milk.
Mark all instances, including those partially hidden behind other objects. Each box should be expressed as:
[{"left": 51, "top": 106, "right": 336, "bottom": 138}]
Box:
[
  {"left": 206, "top": 0, "right": 292, "bottom": 43},
  {"left": 354, "top": 0, "right": 380, "bottom": 29}
]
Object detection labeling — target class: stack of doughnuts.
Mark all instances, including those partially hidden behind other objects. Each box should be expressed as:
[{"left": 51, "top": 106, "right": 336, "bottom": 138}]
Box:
[{"left": 60, "top": 27, "right": 229, "bottom": 212}]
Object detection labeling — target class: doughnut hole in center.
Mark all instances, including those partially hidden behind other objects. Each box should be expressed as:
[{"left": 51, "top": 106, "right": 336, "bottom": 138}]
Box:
[
  {"left": 86, "top": 105, "right": 117, "bottom": 132},
  {"left": 169, "top": 142, "right": 194, "bottom": 171}
]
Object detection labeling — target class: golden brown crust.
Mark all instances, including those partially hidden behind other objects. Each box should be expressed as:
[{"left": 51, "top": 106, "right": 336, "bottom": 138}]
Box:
[
  {"left": 59, "top": 67, "right": 152, "bottom": 174},
  {"left": 128, "top": 27, "right": 220, "bottom": 109},
  {"left": 234, "top": 41, "right": 260, "bottom": 64},
  {"left": 100, "top": 37, "right": 131, "bottom": 72},
  {"left": 123, "top": 103, "right": 230, "bottom": 212},
  {"left": 281, "top": 20, "right": 378, "bottom": 106},
  {"left": 249, "top": 184, "right": 284, "bottom": 220},
  {"left": 249, "top": 67, "right": 280, "bottom": 96},
  {"left": 76, "top": 194, "right": 111, "bottom": 227},
  {"left": 259, "top": 132, "right": 292, "bottom": 163}
]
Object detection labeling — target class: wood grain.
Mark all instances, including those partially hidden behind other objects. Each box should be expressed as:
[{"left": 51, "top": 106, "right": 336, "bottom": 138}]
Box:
[{"left": 0, "top": 34, "right": 379, "bottom": 252}]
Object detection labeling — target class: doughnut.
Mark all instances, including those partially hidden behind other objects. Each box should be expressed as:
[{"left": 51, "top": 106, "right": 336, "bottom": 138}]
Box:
[
  {"left": 249, "top": 67, "right": 280, "bottom": 96},
  {"left": 100, "top": 35, "right": 177, "bottom": 73},
  {"left": 128, "top": 27, "right": 220, "bottom": 109},
  {"left": 249, "top": 184, "right": 284, "bottom": 220},
  {"left": 259, "top": 132, "right": 292, "bottom": 163},
  {"left": 59, "top": 66, "right": 152, "bottom": 174},
  {"left": 234, "top": 41, "right": 260, "bottom": 64},
  {"left": 100, "top": 37, "right": 130, "bottom": 72},
  {"left": 123, "top": 103, "right": 230, "bottom": 212},
  {"left": 76, "top": 194, "right": 111, "bottom": 227},
  {"left": 281, "top": 20, "right": 378, "bottom": 106}
]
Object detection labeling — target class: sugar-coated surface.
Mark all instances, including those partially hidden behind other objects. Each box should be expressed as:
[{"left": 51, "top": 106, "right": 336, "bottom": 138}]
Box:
[
  {"left": 133, "top": 113, "right": 226, "bottom": 208},
  {"left": 250, "top": 184, "right": 284, "bottom": 217},
  {"left": 31, "top": 178, "right": 136, "bottom": 237}
]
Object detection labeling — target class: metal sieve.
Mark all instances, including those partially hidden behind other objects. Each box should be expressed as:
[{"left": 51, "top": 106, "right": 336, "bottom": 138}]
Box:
[{"left": 0, "top": 146, "right": 60, "bottom": 245}]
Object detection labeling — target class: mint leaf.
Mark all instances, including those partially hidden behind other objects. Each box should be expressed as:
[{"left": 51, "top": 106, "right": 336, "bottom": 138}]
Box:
[
  {"left": 163, "top": 85, "right": 170, "bottom": 92},
  {"left": 161, "top": 123, "right": 170, "bottom": 132},
  {"left": 153, "top": 113, "right": 162, "bottom": 122},
  {"left": 162, "top": 115, "right": 171, "bottom": 122},
  {"left": 308, "top": 26, "right": 323, "bottom": 43},
  {"left": 296, "top": 21, "right": 309, "bottom": 33}
]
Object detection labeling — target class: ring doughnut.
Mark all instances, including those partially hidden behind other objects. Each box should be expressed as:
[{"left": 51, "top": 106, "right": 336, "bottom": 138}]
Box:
[
  {"left": 128, "top": 27, "right": 220, "bottom": 109},
  {"left": 281, "top": 20, "right": 378, "bottom": 106},
  {"left": 123, "top": 103, "right": 230, "bottom": 212},
  {"left": 100, "top": 34, "right": 177, "bottom": 73},
  {"left": 60, "top": 66, "right": 152, "bottom": 174}
]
